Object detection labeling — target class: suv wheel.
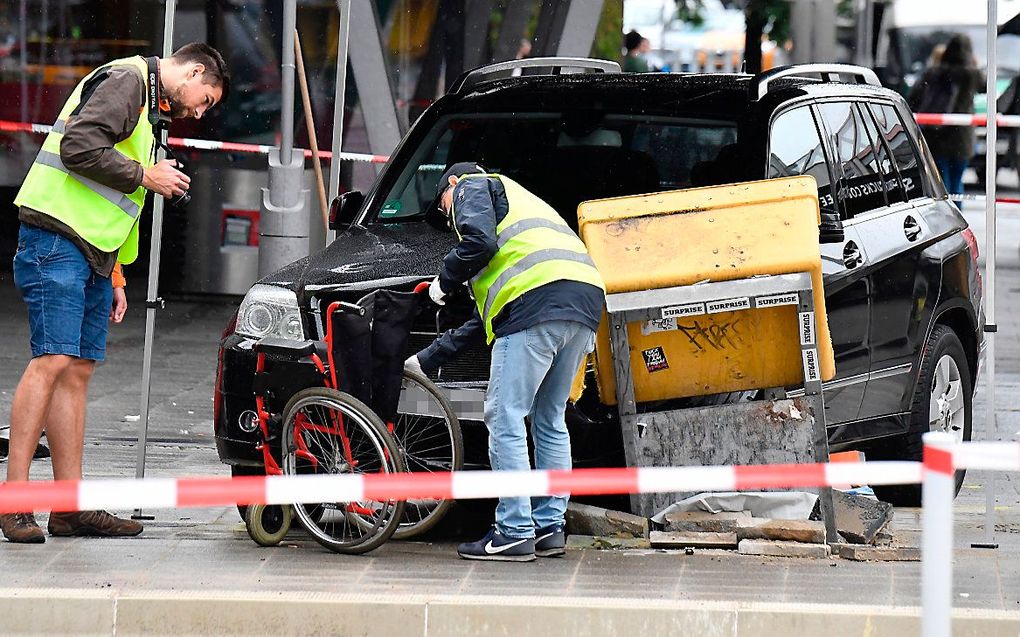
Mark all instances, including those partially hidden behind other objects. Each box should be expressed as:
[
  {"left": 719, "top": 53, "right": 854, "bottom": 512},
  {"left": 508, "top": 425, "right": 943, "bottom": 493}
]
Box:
[{"left": 870, "top": 325, "right": 973, "bottom": 506}]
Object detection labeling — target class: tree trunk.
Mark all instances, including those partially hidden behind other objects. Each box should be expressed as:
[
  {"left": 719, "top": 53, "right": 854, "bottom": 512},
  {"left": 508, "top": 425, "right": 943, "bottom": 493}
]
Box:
[{"left": 743, "top": 0, "right": 766, "bottom": 74}]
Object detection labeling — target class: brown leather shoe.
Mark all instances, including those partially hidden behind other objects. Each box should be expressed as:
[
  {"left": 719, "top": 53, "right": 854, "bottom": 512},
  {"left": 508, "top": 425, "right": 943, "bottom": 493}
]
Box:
[
  {"left": 48, "top": 510, "right": 143, "bottom": 537},
  {"left": 1, "top": 512, "right": 46, "bottom": 543}
]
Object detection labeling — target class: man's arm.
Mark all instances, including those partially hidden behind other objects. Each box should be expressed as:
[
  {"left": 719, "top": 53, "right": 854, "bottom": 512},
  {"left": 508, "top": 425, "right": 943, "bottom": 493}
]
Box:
[
  {"left": 416, "top": 312, "right": 486, "bottom": 375},
  {"left": 60, "top": 68, "right": 146, "bottom": 193},
  {"left": 437, "top": 178, "right": 499, "bottom": 293}
]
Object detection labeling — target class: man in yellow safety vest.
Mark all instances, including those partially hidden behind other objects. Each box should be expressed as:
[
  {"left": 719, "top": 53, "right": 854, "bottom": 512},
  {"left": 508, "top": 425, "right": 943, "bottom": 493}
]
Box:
[
  {"left": 2, "top": 43, "right": 229, "bottom": 544},
  {"left": 406, "top": 162, "right": 605, "bottom": 561}
]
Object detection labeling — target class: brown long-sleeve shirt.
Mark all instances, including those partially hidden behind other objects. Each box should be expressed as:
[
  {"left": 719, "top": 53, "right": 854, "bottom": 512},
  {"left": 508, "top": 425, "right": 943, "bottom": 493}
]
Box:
[{"left": 20, "top": 64, "right": 148, "bottom": 277}]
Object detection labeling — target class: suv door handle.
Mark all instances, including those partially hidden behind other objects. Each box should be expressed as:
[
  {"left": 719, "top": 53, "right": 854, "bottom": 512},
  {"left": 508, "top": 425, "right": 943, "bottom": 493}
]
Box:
[
  {"left": 843, "top": 241, "right": 863, "bottom": 269},
  {"left": 904, "top": 215, "right": 922, "bottom": 242}
]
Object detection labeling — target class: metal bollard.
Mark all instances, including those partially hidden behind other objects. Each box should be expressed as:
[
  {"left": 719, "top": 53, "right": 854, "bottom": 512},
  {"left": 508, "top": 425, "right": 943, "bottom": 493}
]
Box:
[{"left": 921, "top": 432, "right": 956, "bottom": 637}]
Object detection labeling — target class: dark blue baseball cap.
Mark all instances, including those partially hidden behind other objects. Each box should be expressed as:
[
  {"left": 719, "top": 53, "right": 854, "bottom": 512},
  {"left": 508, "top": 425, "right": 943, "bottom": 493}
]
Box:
[{"left": 430, "top": 162, "right": 487, "bottom": 215}]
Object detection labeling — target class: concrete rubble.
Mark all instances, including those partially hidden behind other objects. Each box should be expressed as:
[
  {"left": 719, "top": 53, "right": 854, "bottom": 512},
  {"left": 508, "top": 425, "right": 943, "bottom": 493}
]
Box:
[
  {"left": 567, "top": 490, "right": 913, "bottom": 561},
  {"left": 566, "top": 501, "right": 649, "bottom": 538}
]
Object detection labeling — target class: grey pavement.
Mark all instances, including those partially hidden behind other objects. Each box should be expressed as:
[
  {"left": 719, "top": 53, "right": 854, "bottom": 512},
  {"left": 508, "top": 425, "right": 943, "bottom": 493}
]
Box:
[{"left": 2, "top": 197, "right": 1020, "bottom": 633}]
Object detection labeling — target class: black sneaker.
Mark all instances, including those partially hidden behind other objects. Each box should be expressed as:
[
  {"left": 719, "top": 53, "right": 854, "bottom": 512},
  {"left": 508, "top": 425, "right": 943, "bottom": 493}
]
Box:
[
  {"left": 535, "top": 523, "right": 566, "bottom": 557},
  {"left": 457, "top": 527, "right": 535, "bottom": 562}
]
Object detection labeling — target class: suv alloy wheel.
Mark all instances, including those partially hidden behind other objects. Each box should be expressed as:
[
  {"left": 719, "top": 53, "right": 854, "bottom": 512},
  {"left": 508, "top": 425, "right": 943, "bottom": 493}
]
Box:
[{"left": 871, "top": 325, "right": 973, "bottom": 506}]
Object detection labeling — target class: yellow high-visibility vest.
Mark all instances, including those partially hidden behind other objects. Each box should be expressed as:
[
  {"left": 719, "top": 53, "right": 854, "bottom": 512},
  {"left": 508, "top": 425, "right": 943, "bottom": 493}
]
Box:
[
  {"left": 15, "top": 56, "right": 154, "bottom": 264},
  {"left": 452, "top": 174, "right": 605, "bottom": 343}
]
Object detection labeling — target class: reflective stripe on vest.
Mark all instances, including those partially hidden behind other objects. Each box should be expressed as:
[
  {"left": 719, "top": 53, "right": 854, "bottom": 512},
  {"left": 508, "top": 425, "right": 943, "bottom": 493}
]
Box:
[
  {"left": 34, "top": 148, "right": 141, "bottom": 219},
  {"left": 452, "top": 174, "right": 605, "bottom": 343}
]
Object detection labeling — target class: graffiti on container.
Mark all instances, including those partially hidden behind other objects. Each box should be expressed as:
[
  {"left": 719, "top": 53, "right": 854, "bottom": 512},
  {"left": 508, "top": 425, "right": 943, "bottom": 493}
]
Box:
[{"left": 676, "top": 318, "right": 744, "bottom": 352}]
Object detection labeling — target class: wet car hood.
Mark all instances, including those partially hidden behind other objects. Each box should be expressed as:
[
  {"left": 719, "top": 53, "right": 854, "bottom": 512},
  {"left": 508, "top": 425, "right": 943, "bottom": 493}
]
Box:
[{"left": 259, "top": 221, "right": 458, "bottom": 301}]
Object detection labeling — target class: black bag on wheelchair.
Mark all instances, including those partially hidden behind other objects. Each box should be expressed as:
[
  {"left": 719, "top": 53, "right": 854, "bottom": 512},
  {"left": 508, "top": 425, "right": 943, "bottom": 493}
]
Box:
[{"left": 328, "top": 289, "right": 421, "bottom": 424}]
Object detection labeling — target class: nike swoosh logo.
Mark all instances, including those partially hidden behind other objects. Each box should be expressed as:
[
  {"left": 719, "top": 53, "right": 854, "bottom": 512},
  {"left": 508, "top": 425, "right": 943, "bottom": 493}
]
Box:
[
  {"left": 535, "top": 532, "right": 555, "bottom": 543},
  {"left": 484, "top": 538, "right": 529, "bottom": 554}
]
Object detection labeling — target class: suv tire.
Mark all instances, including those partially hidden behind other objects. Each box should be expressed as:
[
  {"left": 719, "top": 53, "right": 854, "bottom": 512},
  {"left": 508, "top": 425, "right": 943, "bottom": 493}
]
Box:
[{"left": 870, "top": 325, "right": 973, "bottom": 506}]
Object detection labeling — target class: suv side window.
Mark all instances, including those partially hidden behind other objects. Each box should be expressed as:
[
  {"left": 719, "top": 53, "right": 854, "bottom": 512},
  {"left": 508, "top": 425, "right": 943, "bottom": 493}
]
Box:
[
  {"left": 817, "top": 102, "right": 889, "bottom": 219},
  {"left": 767, "top": 106, "right": 839, "bottom": 220},
  {"left": 870, "top": 103, "right": 927, "bottom": 201},
  {"left": 858, "top": 103, "right": 907, "bottom": 205}
]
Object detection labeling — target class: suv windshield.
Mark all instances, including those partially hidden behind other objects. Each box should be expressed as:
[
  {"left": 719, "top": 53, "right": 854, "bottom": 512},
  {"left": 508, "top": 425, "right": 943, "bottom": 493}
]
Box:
[{"left": 371, "top": 113, "right": 740, "bottom": 226}]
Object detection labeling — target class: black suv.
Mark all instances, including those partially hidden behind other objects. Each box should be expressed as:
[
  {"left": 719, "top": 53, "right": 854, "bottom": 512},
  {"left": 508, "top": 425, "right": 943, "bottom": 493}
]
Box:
[{"left": 214, "top": 60, "right": 983, "bottom": 506}]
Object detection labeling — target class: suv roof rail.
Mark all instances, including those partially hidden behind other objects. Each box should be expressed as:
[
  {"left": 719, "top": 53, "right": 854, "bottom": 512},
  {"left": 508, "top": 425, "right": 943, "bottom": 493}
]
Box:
[
  {"left": 750, "top": 64, "right": 882, "bottom": 100},
  {"left": 449, "top": 57, "right": 621, "bottom": 95}
]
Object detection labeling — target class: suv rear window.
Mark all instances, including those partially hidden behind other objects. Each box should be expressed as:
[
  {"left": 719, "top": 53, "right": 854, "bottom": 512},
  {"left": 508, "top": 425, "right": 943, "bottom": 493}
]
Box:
[{"left": 371, "top": 114, "right": 740, "bottom": 225}]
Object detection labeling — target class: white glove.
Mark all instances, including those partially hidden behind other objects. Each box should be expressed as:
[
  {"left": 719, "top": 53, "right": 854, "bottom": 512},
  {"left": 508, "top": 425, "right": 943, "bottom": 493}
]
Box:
[
  {"left": 404, "top": 354, "right": 423, "bottom": 376},
  {"left": 428, "top": 276, "right": 447, "bottom": 306}
]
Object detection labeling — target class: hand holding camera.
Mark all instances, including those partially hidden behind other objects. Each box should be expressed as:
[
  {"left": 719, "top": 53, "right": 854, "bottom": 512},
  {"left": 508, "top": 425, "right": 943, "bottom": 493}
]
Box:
[{"left": 143, "top": 158, "right": 191, "bottom": 203}]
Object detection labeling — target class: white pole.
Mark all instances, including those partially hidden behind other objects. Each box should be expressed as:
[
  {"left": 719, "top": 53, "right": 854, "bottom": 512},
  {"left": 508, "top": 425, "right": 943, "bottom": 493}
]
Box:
[
  {"left": 921, "top": 432, "right": 956, "bottom": 637},
  {"left": 979, "top": 0, "right": 1000, "bottom": 549},
  {"left": 327, "top": 0, "right": 352, "bottom": 245},
  {"left": 132, "top": 0, "right": 176, "bottom": 518}
]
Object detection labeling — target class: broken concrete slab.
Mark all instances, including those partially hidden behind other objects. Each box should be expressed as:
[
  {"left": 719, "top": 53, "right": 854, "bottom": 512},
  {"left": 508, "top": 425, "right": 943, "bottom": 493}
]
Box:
[
  {"left": 565, "top": 535, "right": 652, "bottom": 551},
  {"left": 837, "top": 544, "right": 920, "bottom": 562},
  {"left": 566, "top": 502, "right": 649, "bottom": 539},
  {"left": 738, "top": 539, "right": 831, "bottom": 559},
  {"left": 737, "top": 519, "right": 826, "bottom": 544},
  {"left": 649, "top": 531, "right": 738, "bottom": 549},
  {"left": 663, "top": 511, "right": 752, "bottom": 534},
  {"left": 833, "top": 491, "right": 893, "bottom": 544}
]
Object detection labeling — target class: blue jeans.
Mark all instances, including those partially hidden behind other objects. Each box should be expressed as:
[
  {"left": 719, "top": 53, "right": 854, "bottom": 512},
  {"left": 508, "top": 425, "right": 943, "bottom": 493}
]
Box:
[
  {"left": 13, "top": 224, "right": 112, "bottom": 361},
  {"left": 936, "top": 158, "right": 967, "bottom": 196},
  {"left": 485, "top": 320, "right": 596, "bottom": 538}
]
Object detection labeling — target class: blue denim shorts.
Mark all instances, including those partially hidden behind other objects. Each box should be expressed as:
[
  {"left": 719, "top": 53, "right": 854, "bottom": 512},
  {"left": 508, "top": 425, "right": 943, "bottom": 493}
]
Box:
[{"left": 13, "top": 224, "right": 112, "bottom": 361}]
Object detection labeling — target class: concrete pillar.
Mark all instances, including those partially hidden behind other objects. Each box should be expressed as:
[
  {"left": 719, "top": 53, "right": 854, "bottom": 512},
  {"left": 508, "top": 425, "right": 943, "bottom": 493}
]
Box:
[
  {"left": 790, "top": 0, "right": 837, "bottom": 65},
  {"left": 259, "top": 149, "right": 310, "bottom": 277}
]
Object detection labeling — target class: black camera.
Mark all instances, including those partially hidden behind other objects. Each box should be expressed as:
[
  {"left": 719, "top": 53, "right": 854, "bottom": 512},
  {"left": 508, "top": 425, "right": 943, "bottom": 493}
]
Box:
[
  {"left": 169, "top": 187, "right": 191, "bottom": 208},
  {"left": 159, "top": 141, "right": 191, "bottom": 207}
]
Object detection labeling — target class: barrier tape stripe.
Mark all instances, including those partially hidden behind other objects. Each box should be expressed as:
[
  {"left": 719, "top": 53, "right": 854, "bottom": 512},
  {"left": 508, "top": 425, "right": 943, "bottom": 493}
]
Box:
[
  {"left": 0, "top": 461, "right": 929, "bottom": 515},
  {"left": 923, "top": 446, "right": 955, "bottom": 476},
  {"left": 0, "top": 120, "right": 389, "bottom": 164},
  {"left": 915, "top": 113, "right": 1020, "bottom": 128},
  {"left": 946, "top": 193, "right": 1020, "bottom": 203},
  {"left": 4, "top": 112, "right": 1020, "bottom": 165}
]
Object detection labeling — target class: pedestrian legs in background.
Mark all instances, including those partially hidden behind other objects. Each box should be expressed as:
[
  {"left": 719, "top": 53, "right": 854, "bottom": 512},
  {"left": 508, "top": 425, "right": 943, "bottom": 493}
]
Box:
[{"left": 936, "top": 158, "right": 968, "bottom": 197}]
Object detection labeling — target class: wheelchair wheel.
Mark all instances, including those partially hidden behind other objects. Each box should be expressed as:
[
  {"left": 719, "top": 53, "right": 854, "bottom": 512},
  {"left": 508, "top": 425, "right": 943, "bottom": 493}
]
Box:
[
  {"left": 244, "top": 503, "right": 293, "bottom": 546},
  {"left": 390, "top": 370, "right": 464, "bottom": 540},
  {"left": 281, "top": 387, "right": 405, "bottom": 555}
]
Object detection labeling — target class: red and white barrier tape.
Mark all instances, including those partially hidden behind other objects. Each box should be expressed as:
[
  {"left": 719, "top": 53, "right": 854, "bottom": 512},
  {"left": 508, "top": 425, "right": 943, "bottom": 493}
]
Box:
[
  {"left": 915, "top": 113, "right": 1020, "bottom": 128},
  {"left": 0, "top": 461, "right": 923, "bottom": 514},
  {"left": 950, "top": 193, "right": 1020, "bottom": 204},
  {"left": 941, "top": 441, "right": 1020, "bottom": 472},
  {"left": 0, "top": 120, "right": 389, "bottom": 164},
  {"left": 4, "top": 111, "right": 1019, "bottom": 165}
]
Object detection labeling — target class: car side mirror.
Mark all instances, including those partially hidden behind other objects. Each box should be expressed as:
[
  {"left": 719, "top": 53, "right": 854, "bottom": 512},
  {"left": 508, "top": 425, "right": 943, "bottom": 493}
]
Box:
[
  {"left": 329, "top": 191, "right": 364, "bottom": 231},
  {"left": 819, "top": 210, "right": 845, "bottom": 244}
]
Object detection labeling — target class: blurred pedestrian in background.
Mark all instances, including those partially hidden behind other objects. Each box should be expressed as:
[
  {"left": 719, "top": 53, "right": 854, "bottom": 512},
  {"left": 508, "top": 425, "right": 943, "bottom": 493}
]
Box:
[
  {"left": 623, "top": 30, "right": 652, "bottom": 73},
  {"left": 511, "top": 38, "right": 532, "bottom": 77},
  {"left": 908, "top": 34, "right": 983, "bottom": 197}
]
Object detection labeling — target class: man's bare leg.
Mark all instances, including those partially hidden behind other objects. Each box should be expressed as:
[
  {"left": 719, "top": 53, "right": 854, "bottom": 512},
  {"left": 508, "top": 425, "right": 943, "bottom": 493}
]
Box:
[
  {"left": 6, "top": 355, "right": 74, "bottom": 482},
  {"left": 44, "top": 358, "right": 95, "bottom": 481}
]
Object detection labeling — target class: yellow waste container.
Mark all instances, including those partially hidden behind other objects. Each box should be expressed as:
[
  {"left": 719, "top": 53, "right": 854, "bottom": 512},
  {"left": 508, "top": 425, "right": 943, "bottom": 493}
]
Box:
[{"left": 577, "top": 176, "right": 836, "bottom": 404}]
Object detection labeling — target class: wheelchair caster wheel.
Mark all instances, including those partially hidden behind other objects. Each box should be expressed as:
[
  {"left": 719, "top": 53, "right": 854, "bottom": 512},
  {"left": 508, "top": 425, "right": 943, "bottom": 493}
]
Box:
[{"left": 245, "top": 504, "right": 293, "bottom": 546}]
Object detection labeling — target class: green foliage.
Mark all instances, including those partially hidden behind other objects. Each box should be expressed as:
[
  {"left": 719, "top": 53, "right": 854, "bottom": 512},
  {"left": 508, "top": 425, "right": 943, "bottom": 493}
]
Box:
[
  {"left": 591, "top": 0, "right": 625, "bottom": 61},
  {"left": 675, "top": 0, "right": 707, "bottom": 27}
]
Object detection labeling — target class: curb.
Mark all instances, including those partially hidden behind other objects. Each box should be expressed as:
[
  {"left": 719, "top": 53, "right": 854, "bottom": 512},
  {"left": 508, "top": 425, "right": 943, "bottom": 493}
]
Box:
[{"left": 1, "top": 589, "right": 1019, "bottom": 636}]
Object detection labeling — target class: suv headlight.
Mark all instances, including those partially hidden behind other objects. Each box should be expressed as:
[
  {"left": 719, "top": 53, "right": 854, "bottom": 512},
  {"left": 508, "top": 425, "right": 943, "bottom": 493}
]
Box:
[{"left": 236, "top": 284, "right": 305, "bottom": 340}]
